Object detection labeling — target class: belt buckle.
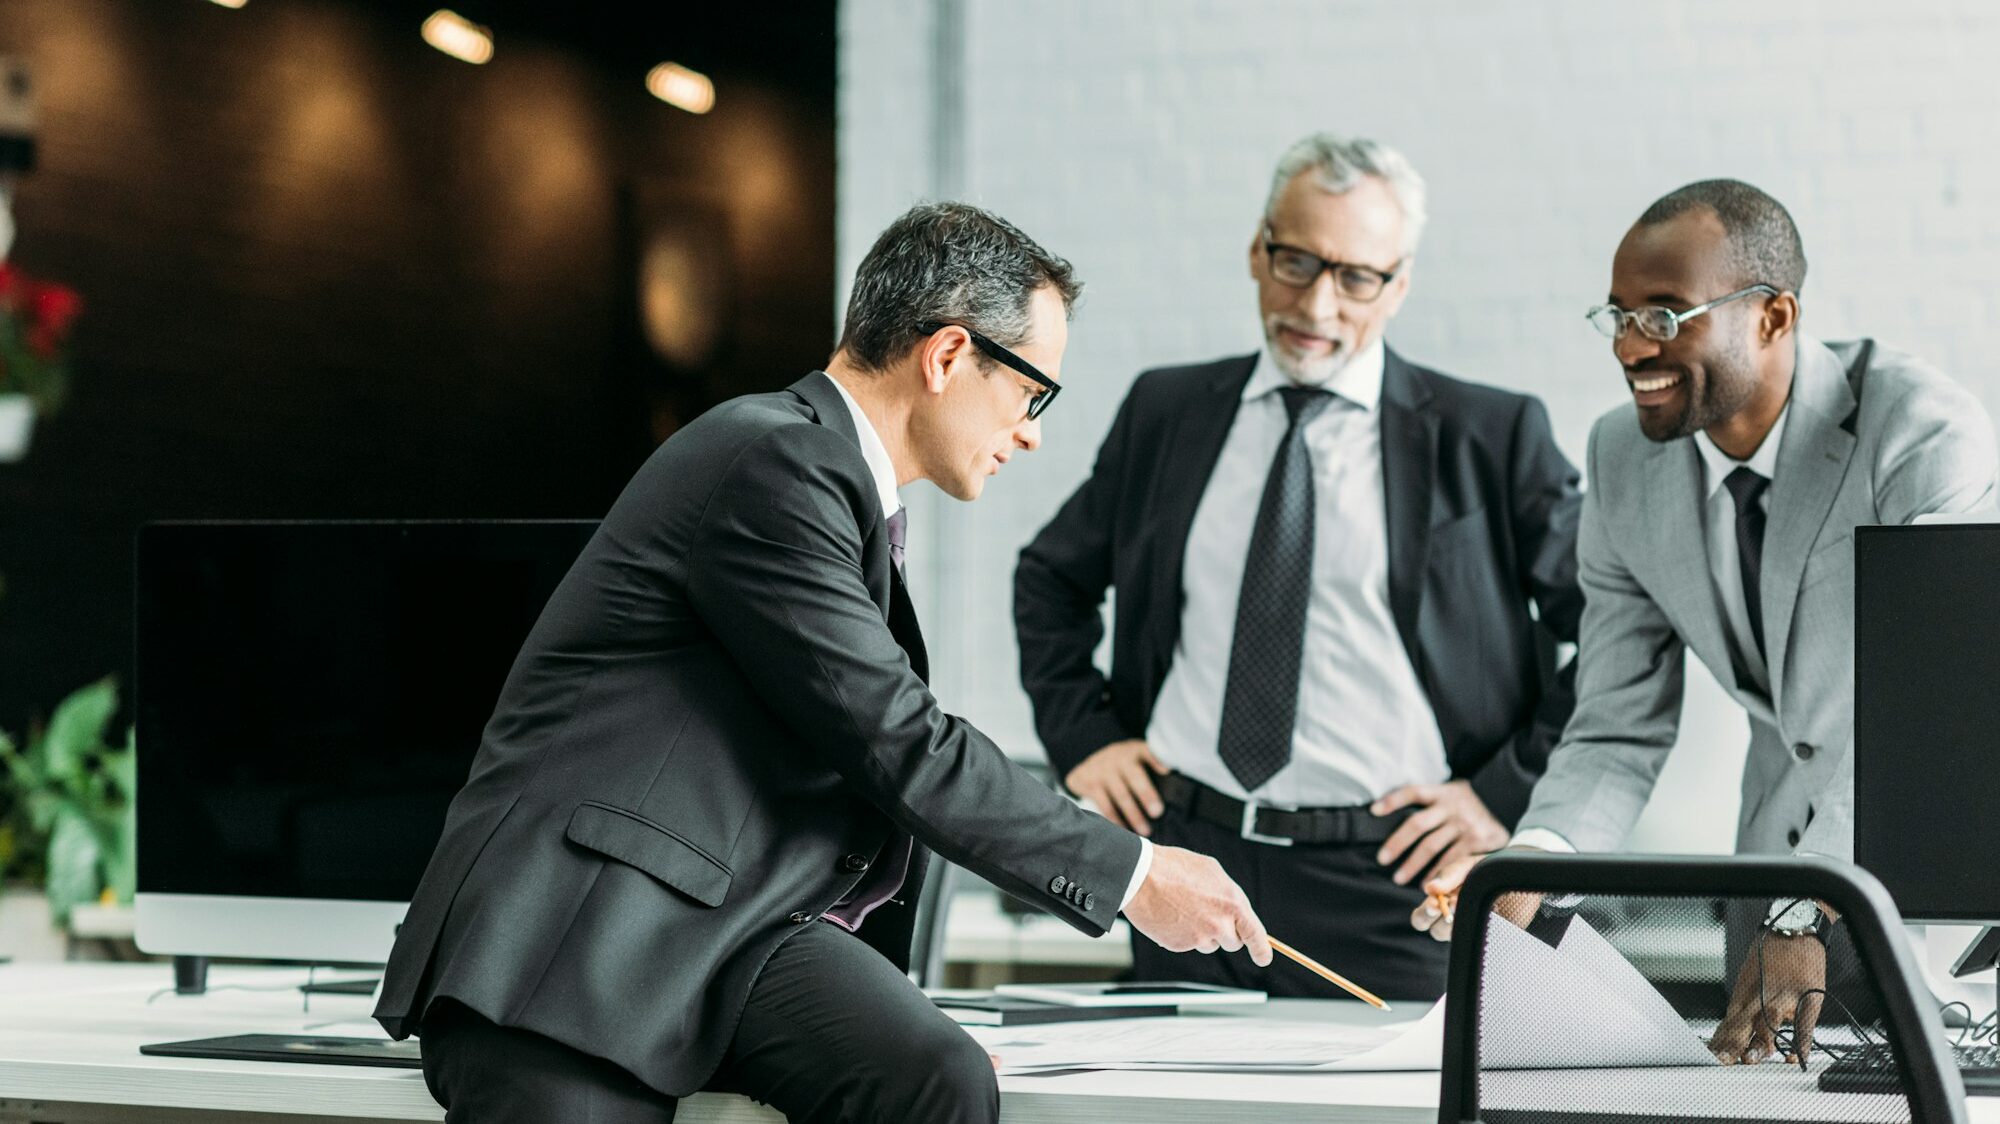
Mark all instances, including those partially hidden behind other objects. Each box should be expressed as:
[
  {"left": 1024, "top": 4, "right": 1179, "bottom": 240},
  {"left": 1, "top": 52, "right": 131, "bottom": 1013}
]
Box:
[{"left": 1239, "top": 800, "right": 1293, "bottom": 847}]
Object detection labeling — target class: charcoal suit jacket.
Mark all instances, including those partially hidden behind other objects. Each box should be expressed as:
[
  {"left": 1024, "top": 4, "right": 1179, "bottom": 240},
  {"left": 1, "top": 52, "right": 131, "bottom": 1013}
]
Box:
[
  {"left": 375, "top": 371, "right": 1141, "bottom": 1096},
  {"left": 1015, "top": 349, "right": 1583, "bottom": 824}
]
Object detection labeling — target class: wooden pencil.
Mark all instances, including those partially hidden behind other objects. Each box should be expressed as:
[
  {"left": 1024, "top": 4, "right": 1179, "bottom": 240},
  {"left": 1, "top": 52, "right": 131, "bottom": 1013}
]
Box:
[{"left": 1267, "top": 936, "right": 1391, "bottom": 1011}]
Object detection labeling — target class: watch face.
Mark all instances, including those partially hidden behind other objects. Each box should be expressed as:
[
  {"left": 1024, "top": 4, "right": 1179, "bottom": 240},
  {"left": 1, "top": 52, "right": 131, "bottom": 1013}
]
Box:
[{"left": 1770, "top": 900, "right": 1824, "bottom": 935}]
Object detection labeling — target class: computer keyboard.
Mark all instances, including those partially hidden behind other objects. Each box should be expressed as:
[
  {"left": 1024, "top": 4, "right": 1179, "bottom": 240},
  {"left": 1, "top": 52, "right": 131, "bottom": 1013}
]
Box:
[{"left": 1818, "top": 1041, "right": 2000, "bottom": 1095}]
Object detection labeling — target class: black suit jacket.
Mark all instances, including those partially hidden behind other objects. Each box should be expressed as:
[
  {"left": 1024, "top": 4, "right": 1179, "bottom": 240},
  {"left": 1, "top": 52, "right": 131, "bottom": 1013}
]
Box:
[
  {"left": 375, "top": 372, "right": 1141, "bottom": 1097},
  {"left": 1015, "top": 350, "right": 1583, "bottom": 824}
]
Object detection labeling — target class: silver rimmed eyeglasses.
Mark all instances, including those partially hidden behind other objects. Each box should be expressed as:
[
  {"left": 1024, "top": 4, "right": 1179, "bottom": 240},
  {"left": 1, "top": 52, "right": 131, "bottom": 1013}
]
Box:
[{"left": 1586, "top": 284, "right": 1778, "bottom": 342}]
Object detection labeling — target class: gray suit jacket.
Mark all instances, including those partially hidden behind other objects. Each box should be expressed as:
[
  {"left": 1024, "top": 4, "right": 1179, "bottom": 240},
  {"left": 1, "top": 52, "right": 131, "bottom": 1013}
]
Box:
[{"left": 1518, "top": 333, "right": 1998, "bottom": 859}]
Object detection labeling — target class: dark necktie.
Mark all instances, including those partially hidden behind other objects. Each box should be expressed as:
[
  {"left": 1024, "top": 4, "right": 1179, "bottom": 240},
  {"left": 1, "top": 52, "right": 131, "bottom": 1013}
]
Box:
[
  {"left": 1724, "top": 466, "right": 1769, "bottom": 662},
  {"left": 1216, "top": 385, "right": 1336, "bottom": 792},
  {"left": 886, "top": 506, "right": 907, "bottom": 580}
]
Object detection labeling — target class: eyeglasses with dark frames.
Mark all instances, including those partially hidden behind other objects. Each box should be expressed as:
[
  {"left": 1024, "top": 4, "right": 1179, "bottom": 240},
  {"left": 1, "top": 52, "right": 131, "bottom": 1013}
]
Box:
[
  {"left": 915, "top": 320, "right": 1062, "bottom": 421},
  {"left": 1586, "top": 284, "right": 1779, "bottom": 343},
  {"left": 1260, "top": 226, "right": 1405, "bottom": 302}
]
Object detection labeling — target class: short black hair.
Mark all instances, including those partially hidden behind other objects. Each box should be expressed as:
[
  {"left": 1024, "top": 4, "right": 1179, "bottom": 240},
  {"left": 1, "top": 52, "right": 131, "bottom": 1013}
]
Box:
[
  {"left": 837, "top": 202, "right": 1082, "bottom": 371},
  {"left": 1636, "top": 179, "right": 1807, "bottom": 295}
]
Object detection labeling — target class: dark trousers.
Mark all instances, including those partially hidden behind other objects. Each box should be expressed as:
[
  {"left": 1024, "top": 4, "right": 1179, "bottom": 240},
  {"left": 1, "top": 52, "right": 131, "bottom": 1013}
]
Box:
[
  {"left": 1130, "top": 800, "right": 1450, "bottom": 1002},
  {"left": 420, "top": 922, "right": 998, "bottom": 1124}
]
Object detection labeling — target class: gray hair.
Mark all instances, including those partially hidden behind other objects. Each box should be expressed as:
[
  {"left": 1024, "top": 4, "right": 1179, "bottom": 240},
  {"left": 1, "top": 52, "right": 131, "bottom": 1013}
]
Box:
[
  {"left": 837, "top": 201, "right": 1082, "bottom": 371},
  {"left": 1265, "top": 133, "right": 1428, "bottom": 256}
]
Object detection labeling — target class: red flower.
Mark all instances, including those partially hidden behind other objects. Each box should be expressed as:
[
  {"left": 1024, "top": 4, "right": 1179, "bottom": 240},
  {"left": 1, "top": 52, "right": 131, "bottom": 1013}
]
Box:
[{"left": 31, "top": 282, "right": 82, "bottom": 336}]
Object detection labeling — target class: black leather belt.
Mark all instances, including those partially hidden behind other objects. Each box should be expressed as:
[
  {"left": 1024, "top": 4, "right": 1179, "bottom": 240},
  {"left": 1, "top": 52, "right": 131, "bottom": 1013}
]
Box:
[{"left": 1158, "top": 772, "right": 1406, "bottom": 847}]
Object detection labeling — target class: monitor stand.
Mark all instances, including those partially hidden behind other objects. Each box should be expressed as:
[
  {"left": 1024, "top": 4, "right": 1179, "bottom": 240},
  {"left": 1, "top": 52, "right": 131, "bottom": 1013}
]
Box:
[
  {"left": 169, "top": 956, "right": 379, "bottom": 999},
  {"left": 173, "top": 955, "right": 209, "bottom": 995},
  {"left": 1949, "top": 926, "right": 2000, "bottom": 1014},
  {"left": 300, "top": 977, "right": 380, "bottom": 996}
]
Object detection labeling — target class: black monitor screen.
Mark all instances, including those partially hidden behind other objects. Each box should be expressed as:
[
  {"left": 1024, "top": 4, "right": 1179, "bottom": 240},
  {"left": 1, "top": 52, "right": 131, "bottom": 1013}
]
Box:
[
  {"left": 136, "top": 521, "right": 596, "bottom": 902},
  {"left": 1855, "top": 523, "right": 2000, "bottom": 924}
]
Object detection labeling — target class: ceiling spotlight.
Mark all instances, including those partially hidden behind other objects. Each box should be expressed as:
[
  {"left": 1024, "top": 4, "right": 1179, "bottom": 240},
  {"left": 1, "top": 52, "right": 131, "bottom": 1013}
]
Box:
[
  {"left": 646, "top": 63, "right": 714, "bottom": 114},
  {"left": 422, "top": 10, "right": 494, "bottom": 65},
  {"left": 207, "top": 0, "right": 249, "bottom": 8}
]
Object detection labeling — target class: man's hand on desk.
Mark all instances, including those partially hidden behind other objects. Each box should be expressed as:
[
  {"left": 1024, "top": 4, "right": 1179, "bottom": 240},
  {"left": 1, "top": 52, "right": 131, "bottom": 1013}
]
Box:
[
  {"left": 1065, "top": 739, "right": 1168, "bottom": 836},
  {"left": 1709, "top": 920, "right": 1829, "bottom": 1065},
  {"left": 1409, "top": 846, "right": 1546, "bottom": 943},
  {"left": 1371, "top": 780, "right": 1510, "bottom": 886},
  {"left": 1124, "top": 845, "right": 1273, "bottom": 966}
]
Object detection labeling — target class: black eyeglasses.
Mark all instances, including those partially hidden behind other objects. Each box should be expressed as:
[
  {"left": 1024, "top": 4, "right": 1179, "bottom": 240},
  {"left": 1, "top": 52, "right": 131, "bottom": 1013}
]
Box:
[
  {"left": 915, "top": 321, "right": 1062, "bottom": 420},
  {"left": 1261, "top": 226, "right": 1404, "bottom": 302}
]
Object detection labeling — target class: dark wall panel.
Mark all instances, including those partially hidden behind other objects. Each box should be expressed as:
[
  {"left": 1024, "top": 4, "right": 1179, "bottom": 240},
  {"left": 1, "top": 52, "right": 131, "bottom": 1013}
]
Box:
[{"left": 0, "top": 0, "right": 836, "bottom": 727}]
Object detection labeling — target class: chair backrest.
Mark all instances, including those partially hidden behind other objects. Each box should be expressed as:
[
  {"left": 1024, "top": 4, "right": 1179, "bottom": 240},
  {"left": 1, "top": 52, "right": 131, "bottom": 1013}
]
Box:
[
  {"left": 906, "top": 856, "right": 959, "bottom": 988},
  {"left": 1437, "top": 853, "right": 1966, "bottom": 1124}
]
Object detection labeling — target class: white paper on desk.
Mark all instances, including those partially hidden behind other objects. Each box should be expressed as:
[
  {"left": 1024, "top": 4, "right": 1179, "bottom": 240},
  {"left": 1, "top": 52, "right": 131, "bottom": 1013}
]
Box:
[
  {"left": 972, "top": 1002, "right": 1444, "bottom": 1075},
  {"left": 1479, "top": 917, "right": 1717, "bottom": 1070}
]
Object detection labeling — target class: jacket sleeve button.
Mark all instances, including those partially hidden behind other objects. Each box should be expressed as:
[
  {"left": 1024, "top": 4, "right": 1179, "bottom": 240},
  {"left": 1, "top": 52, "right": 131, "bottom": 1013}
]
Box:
[
  {"left": 843, "top": 854, "right": 870, "bottom": 872},
  {"left": 1049, "top": 876, "right": 1067, "bottom": 895},
  {"left": 1084, "top": 893, "right": 1096, "bottom": 911}
]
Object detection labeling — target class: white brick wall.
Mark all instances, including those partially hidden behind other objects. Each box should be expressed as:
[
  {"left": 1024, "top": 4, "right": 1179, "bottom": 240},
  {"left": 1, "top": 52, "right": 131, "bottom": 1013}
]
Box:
[{"left": 837, "top": 0, "right": 2000, "bottom": 852}]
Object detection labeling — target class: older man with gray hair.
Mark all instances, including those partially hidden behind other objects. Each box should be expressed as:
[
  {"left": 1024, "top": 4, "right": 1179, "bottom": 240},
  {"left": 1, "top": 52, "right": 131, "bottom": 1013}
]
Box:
[{"left": 1016, "top": 133, "right": 1584, "bottom": 1000}]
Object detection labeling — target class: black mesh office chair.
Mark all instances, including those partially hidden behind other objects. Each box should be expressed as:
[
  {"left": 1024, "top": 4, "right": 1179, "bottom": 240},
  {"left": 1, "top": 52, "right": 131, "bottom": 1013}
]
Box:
[{"left": 1438, "top": 853, "right": 1967, "bottom": 1124}]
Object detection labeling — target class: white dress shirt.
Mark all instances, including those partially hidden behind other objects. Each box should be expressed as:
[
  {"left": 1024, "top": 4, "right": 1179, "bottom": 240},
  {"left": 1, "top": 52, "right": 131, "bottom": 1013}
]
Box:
[
  {"left": 1512, "top": 404, "right": 1793, "bottom": 856},
  {"left": 1145, "top": 341, "right": 1450, "bottom": 809},
  {"left": 826, "top": 376, "right": 1154, "bottom": 905}
]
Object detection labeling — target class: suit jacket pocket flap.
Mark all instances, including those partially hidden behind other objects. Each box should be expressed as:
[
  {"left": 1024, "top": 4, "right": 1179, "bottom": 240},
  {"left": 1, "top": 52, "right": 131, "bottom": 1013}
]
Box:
[{"left": 565, "top": 802, "right": 732, "bottom": 907}]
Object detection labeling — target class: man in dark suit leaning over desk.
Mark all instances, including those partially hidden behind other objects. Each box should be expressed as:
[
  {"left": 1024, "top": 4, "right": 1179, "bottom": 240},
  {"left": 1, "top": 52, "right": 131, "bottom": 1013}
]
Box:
[
  {"left": 373, "top": 203, "right": 1272, "bottom": 1124},
  {"left": 1014, "top": 133, "right": 1584, "bottom": 1002}
]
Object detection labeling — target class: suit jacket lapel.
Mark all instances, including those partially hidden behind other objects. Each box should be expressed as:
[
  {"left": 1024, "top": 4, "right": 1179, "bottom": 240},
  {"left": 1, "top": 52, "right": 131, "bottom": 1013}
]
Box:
[
  {"left": 1642, "top": 436, "right": 1740, "bottom": 686},
  {"left": 788, "top": 371, "right": 929, "bottom": 681},
  {"left": 888, "top": 567, "right": 929, "bottom": 684},
  {"left": 1380, "top": 350, "right": 1437, "bottom": 673},
  {"left": 1760, "top": 334, "right": 1859, "bottom": 709},
  {"left": 1147, "top": 355, "right": 1255, "bottom": 676}
]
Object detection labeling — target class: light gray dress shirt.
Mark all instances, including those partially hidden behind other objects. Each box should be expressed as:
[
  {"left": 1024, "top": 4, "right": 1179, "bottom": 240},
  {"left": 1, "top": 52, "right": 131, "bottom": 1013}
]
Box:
[{"left": 1145, "top": 340, "right": 1449, "bottom": 809}]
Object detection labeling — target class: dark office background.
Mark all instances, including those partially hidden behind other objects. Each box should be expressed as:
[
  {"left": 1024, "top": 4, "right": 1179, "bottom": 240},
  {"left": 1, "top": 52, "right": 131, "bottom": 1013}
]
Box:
[{"left": 0, "top": 0, "right": 837, "bottom": 729}]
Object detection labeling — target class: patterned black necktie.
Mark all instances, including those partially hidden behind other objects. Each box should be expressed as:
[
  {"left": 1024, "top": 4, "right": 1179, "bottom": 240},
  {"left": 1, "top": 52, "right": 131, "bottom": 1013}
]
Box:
[
  {"left": 1216, "top": 385, "right": 1336, "bottom": 792},
  {"left": 886, "top": 507, "right": 907, "bottom": 581},
  {"left": 1723, "top": 466, "right": 1769, "bottom": 662}
]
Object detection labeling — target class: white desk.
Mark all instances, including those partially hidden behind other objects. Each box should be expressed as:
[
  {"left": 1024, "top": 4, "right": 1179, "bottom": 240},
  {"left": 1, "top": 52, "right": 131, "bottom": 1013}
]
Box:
[{"left": 3, "top": 963, "right": 1994, "bottom": 1123}]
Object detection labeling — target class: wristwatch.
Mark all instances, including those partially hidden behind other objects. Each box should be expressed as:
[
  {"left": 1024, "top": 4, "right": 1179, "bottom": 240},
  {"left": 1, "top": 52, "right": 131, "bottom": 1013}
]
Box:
[{"left": 1766, "top": 899, "right": 1831, "bottom": 945}]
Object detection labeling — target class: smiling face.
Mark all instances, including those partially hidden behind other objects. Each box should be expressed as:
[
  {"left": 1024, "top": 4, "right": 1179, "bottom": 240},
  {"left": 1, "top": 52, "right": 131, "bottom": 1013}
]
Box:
[
  {"left": 910, "top": 284, "right": 1065, "bottom": 501},
  {"left": 1608, "top": 209, "right": 1769, "bottom": 443},
  {"left": 1251, "top": 170, "right": 1412, "bottom": 383}
]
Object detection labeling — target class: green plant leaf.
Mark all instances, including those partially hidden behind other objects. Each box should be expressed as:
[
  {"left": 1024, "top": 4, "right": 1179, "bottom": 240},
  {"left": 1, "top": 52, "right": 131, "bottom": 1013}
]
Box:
[
  {"left": 39, "top": 677, "right": 118, "bottom": 789},
  {"left": 103, "top": 734, "right": 137, "bottom": 800},
  {"left": 45, "top": 807, "right": 104, "bottom": 927}
]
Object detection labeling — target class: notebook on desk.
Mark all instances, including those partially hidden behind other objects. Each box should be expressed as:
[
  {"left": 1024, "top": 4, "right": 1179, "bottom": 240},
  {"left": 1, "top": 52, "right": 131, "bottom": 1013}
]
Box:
[
  {"left": 931, "top": 992, "right": 1177, "bottom": 1025},
  {"left": 992, "top": 981, "right": 1266, "bottom": 1007},
  {"left": 140, "top": 1034, "right": 422, "bottom": 1068}
]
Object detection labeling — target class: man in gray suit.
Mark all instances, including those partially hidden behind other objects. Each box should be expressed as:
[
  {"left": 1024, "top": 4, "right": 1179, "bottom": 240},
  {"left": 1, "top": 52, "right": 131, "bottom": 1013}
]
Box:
[{"left": 1413, "top": 179, "right": 1998, "bottom": 1063}]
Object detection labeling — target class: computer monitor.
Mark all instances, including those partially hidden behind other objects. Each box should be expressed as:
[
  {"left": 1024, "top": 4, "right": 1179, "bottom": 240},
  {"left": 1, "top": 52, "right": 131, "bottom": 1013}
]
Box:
[
  {"left": 1854, "top": 521, "right": 2000, "bottom": 927},
  {"left": 134, "top": 520, "right": 597, "bottom": 965}
]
